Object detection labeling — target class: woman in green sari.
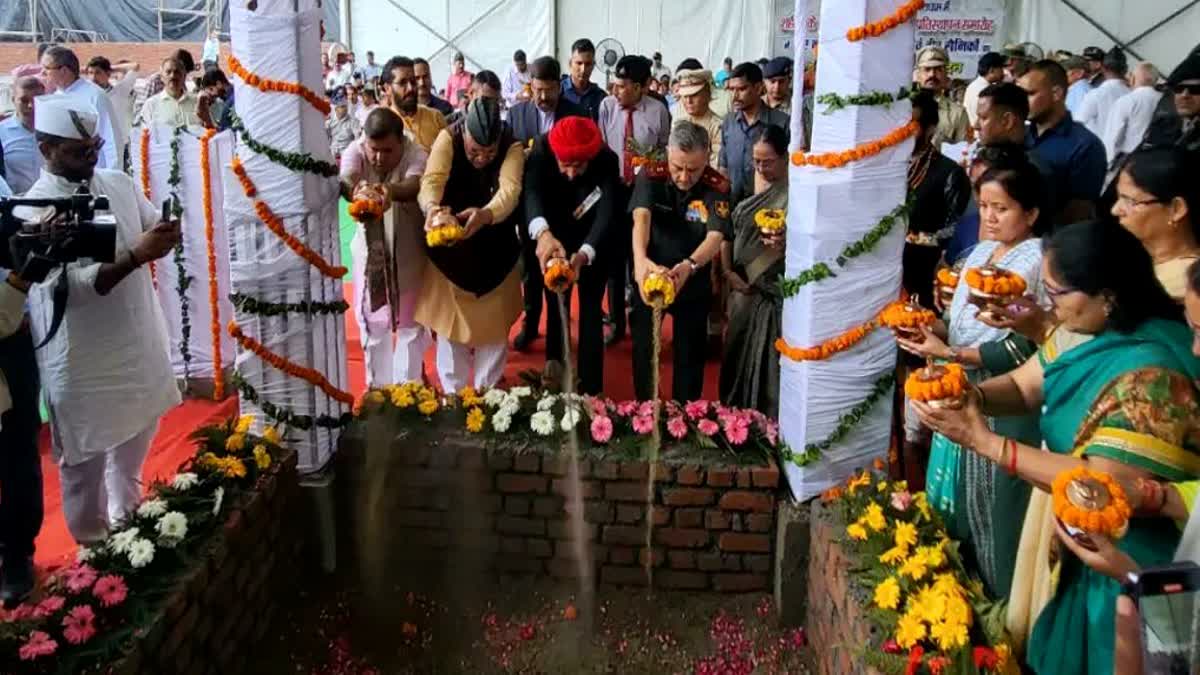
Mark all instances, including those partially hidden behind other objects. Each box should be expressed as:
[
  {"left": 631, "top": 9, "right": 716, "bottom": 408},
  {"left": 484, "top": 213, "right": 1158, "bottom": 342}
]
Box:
[
  {"left": 719, "top": 125, "right": 787, "bottom": 417},
  {"left": 914, "top": 222, "right": 1200, "bottom": 675}
]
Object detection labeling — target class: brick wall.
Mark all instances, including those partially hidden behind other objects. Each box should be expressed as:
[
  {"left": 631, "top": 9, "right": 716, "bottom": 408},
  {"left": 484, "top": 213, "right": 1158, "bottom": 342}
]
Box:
[
  {"left": 105, "top": 451, "right": 302, "bottom": 675},
  {"left": 0, "top": 42, "right": 232, "bottom": 77},
  {"left": 338, "top": 424, "right": 782, "bottom": 592},
  {"left": 806, "top": 500, "right": 884, "bottom": 675}
]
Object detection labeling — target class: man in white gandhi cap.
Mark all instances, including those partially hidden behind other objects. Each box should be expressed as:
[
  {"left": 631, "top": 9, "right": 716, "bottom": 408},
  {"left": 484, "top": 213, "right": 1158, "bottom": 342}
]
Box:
[{"left": 20, "top": 94, "right": 182, "bottom": 556}]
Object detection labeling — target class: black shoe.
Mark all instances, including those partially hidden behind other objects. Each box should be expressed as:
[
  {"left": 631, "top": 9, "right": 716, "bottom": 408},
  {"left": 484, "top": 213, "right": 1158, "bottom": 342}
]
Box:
[
  {"left": 513, "top": 325, "right": 538, "bottom": 352},
  {"left": 1, "top": 556, "right": 34, "bottom": 609}
]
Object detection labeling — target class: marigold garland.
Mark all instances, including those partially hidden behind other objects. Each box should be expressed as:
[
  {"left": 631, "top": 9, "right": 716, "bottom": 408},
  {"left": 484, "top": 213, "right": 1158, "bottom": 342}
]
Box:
[
  {"left": 846, "top": 0, "right": 926, "bottom": 42},
  {"left": 139, "top": 128, "right": 158, "bottom": 287},
  {"left": 200, "top": 128, "right": 223, "bottom": 399},
  {"left": 543, "top": 258, "right": 576, "bottom": 293},
  {"left": 226, "top": 53, "right": 331, "bottom": 116},
  {"left": 227, "top": 322, "right": 355, "bottom": 405},
  {"left": 791, "top": 120, "right": 920, "bottom": 169},
  {"left": 775, "top": 318, "right": 877, "bottom": 362},
  {"left": 1052, "top": 466, "right": 1132, "bottom": 538},
  {"left": 231, "top": 155, "right": 347, "bottom": 278}
]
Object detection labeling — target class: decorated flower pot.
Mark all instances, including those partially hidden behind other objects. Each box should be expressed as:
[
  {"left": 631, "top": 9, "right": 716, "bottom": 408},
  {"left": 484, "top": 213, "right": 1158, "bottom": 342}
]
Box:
[
  {"left": 543, "top": 257, "right": 575, "bottom": 293},
  {"left": 1052, "top": 467, "right": 1132, "bottom": 544},
  {"left": 880, "top": 298, "right": 936, "bottom": 341},
  {"left": 426, "top": 209, "right": 465, "bottom": 247},
  {"left": 642, "top": 271, "right": 676, "bottom": 309},
  {"left": 903, "top": 361, "right": 967, "bottom": 409},
  {"left": 965, "top": 266, "right": 1027, "bottom": 321},
  {"left": 754, "top": 208, "right": 786, "bottom": 236}
]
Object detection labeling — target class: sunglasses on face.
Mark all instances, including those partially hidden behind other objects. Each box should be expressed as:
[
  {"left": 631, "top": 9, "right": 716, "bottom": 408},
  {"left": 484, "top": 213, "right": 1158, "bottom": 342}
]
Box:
[{"left": 1175, "top": 84, "right": 1200, "bottom": 96}]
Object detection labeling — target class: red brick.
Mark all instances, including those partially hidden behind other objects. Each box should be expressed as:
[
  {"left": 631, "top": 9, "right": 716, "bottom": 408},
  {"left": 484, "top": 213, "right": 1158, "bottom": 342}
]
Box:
[
  {"left": 548, "top": 558, "right": 585, "bottom": 579},
  {"left": 655, "top": 528, "right": 711, "bottom": 549},
  {"left": 651, "top": 506, "right": 670, "bottom": 526},
  {"left": 497, "top": 516, "right": 545, "bottom": 536},
  {"left": 719, "top": 532, "right": 771, "bottom": 553},
  {"left": 459, "top": 447, "right": 486, "bottom": 470},
  {"left": 619, "top": 461, "right": 649, "bottom": 480},
  {"left": 662, "top": 487, "right": 715, "bottom": 506},
  {"left": 697, "top": 553, "right": 743, "bottom": 572},
  {"left": 615, "top": 504, "right": 644, "bottom": 523},
  {"left": 737, "top": 469, "right": 753, "bottom": 488},
  {"left": 718, "top": 491, "right": 774, "bottom": 513},
  {"left": 651, "top": 462, "right": 674, "bottom": 482},
  {"left": 676, "top": 465, "right": 704, "bottom": 485},
  {"left": 705, "top": 509, "right": 731, "bottom": 530},
  {"left": 552, "top": 478, "right": 600, "bottom": 499},
  {"left": 602, "top": 525, "right": 645, "bottom": 546},
  {"left": 533, "top": 496, "right": 564, "bottom": 518},
  {"left": 496, "top": 556, "right": 544, "bottom": 573},
  {"left": 674, "top": 508, "right": 703, "bottom": 528},
  {"left": 667, "top": 550, "right": 697, "bottom": 569},
  {"left": 601, "top": 565, "right": 648, "bottom": 586},
  {"left": 707, "top": 467, "right": 735, "bottom": 487},
  {"left": 526, "top": 538, "right": 553, "bottom": 558},
  {"left": 743, "top": 554, "right": 772, "bottom": 573},
  {"left": 514, "top": 453, "right": 542, "bottom": 472},
  {"left": 487, "top": 453, "right": 513, "bottom": 470},
  {"left": 639, "top": 547, "right": 664, "bottom": 568},
  {"left": 605, "top": 481, "right": 649, "bottom": 502},
  {"left": 543, "top": 457, "right": 590, "bottom": 476},
  {"left": 751, "top": 464, "right": 780, "bottom": 488},
  {"left": 593, "top": 461, "right": 620, "bottom": 479},
  {"left": 496, "top": 473, "right": 548, "bottom": 494},
  {"left": 609, "top": 546, "right": 636, "bottom": 565},
  {"left": 504, "top": 497, "right": 531, "bottom": 516},
  {"left": 657, "top": 570, "right": 709, "bottom": 590},
  {"left": 555, "top": 541, "right": 606, "bottom": 562},
  {"left": 547, "top": 520, "right": 598, "bottom": 541},
  {"left": 712, "top": 573, "right": 768, "bottom": 592},
  {"left": 747, "top": 513, "right": 773, "bottom": 532}
]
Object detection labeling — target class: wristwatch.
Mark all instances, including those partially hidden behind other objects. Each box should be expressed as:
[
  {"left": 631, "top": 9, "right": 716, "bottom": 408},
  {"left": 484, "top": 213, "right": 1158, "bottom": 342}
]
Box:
[{"left": 685, "top": 257, "right": 700, "bottom": 272}]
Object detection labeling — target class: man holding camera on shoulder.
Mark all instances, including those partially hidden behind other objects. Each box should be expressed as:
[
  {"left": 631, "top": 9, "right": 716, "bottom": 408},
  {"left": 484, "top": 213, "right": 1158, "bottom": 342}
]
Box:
[{"left": 16, "top": 97, "right": 181, "bottom": 562}]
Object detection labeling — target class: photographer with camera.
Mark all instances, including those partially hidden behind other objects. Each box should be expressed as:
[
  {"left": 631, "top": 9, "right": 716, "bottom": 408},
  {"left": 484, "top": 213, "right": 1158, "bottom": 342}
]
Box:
[{"left": 15, "top": 96, "right": 181, "bottom": 552}]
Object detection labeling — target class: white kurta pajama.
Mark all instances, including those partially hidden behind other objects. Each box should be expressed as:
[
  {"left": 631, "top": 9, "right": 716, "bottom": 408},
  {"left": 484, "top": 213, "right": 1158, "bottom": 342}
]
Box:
[{"left": 23, "top": 168, "right": 180, "bottom": 544}]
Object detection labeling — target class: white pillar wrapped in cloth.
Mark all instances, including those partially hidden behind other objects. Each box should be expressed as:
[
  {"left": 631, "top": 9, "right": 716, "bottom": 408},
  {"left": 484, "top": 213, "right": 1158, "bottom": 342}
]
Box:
[
  {"left": 223, "top": 0, "right": 350, "bottom": 474},
  {"left": 779, "top": 0, "right": 917, "bottom": 501},
  {"left": 130, "top": 125, "right": 236, "bottom": 393}
]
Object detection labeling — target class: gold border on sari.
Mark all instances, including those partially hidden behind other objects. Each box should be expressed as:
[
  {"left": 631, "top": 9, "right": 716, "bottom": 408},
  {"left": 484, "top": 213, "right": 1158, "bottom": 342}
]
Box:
[{"left": 1081, "top": 426, "right": 1200, "bottom": 481}]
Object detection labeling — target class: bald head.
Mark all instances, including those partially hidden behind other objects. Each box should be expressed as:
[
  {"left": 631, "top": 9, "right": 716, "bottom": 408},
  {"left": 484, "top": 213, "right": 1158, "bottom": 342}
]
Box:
[
  {"left": 1132, "top": 62, "right": 1160, "bottom": 88},
  {"left": 12, "top": 76, "right": 44, "bottom": 128}
]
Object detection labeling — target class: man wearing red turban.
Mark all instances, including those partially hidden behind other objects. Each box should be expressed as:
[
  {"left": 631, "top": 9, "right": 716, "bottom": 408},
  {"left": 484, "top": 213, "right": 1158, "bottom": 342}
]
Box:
[{"left": 522, "top": 115, "right": 620, "bottom": 393}]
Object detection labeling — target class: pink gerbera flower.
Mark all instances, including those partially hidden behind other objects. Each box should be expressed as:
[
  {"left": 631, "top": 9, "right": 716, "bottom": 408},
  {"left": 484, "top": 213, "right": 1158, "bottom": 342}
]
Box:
[
  {"left": 636, "top": 401, "right": 655, "bottom": 418},
  {"left": 18, "top": 631, "right": 57, "bottom": 661},
  {"left": 588, "top": 397, "right": 609, "bottom": 417},
  {"left": 590, "top": 415, "right": 613, "bottom": 444},
  {"left": 92, "top": 575, "right": 128, "bottom": 608},
  {"left": 632, "top": 415, "right": 654, "bottom": 435},
  {"left": 62, "top": 605, "right": 96, "bottom": 645},
  {"left": 724, "top": 420, "right": 750, "bottom": 445},
  {"left": 667, "top": 416, "right": 688, "bottom": 440},
  {"left": 697, "top": 419, "right": 719, "bottom": 436},
  {"left": 615, "top": 401, "right": 637, "bottom": 417},
  {"left": 64, "top": 564, "right": 98, "bottom": 595},
  {"left": 33, "top": 595, "right": 65, "bottom": 619},
  {"left": 684, "top": 400, "right": 708, "bottom": 420}
]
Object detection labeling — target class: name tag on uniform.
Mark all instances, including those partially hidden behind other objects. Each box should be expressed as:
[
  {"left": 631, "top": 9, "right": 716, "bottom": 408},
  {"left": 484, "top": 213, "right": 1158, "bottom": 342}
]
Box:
[{"left": 573, "top": 187, "right": 602, "bottom": 220}]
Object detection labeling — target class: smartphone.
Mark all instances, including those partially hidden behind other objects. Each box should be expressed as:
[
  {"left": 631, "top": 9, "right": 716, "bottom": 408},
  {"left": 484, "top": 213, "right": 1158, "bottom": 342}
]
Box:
[{"left": 1122, "top": 562, "right": 1200, "bottom": 674}]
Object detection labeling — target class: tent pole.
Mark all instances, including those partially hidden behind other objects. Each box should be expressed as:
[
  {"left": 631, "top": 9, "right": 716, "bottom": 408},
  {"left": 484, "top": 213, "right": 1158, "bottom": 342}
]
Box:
[{"left": 1058, "top": 0, "right": 1143, "bottom": 61}]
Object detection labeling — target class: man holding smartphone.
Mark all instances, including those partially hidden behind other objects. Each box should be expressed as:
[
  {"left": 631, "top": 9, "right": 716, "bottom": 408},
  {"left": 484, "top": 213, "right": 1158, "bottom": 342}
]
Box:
[{"left": 21, "top": 96, "right": 181, "bottom": 549}]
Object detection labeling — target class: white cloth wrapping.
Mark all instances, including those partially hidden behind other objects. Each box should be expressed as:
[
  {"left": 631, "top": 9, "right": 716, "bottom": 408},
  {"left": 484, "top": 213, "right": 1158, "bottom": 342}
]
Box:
[
  {"left": 226, "top": 1, "right": 348, "bottom": 474},
  {"left": 779, "top": 0, "right": 916, "bottom": 502},
  {"left": 129, "top": 125, "right": 236, "bottom": 380}
]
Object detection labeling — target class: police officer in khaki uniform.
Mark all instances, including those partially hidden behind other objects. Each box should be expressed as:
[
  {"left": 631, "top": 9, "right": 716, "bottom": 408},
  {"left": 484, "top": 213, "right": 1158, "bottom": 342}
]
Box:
[
  {"left": 629, "top": 121, "right": 731, "bottom": 401},
  {"left": 672, "top": 69, "right": 723, "bottom": 168},
  {"left": 914, "top": 46, "right": 971, "bottom": 149}
]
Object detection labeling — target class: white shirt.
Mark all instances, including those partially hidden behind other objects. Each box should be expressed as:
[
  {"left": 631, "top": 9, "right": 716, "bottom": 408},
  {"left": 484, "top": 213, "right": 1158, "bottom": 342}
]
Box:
[
  {"left": 1077, "top": 78, "right": 1131, "bottom": 141},
  {"left": 138, "top": 90, "right": 202, "bottom": 128},
  {"left": 358, "top": 63, "right": 382, "bottom": 82},
  {"left": 1102, "top": 85, "right": 1164, "bottom": 165},
  {"left": 326, "top": 63, "right": 354, "bottom": 91},
  {"left": 55, "top": 77, "right": 120, "bottom": 170},
  {"left": 501, "top": 65, "right": 531, "bottom": 108},
  {"left": 963, "top": 75, "right": 990, "bottom": 127},
  {"left": 102, "top": 70, "right": 139, "bottom": 159},
  {"left": 0, "top": 116, "right": 41, "bottom": 194},
  {"left": 23, "top": 168, "right": 179, "bottom": 464}
]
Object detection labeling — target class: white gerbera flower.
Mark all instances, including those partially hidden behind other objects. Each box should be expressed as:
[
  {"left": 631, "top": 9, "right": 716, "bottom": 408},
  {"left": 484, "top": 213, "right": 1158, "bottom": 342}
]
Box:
[
  {"left": 536, "top": 395, "right": 556, "bottom": 411},
  {"left": 107, "top": 528, "right": 140, "bottom": 555},
  {"left": 171, "top": 472, "right": 199, "bottom": 491},
  {"left": 212, "top": 486, "right": 225, "bottom": 516},
  {"left": 483, "top": 389, "right": 506, "bottom": 407},
  {"left": 530, "top": 410, "right": 555, "bottom": 436},
  {"left": 76, "top": 546, "right": 95, "bottom": 563},
  {"left": 560, "top": 406, "right": 581, "bottom": 431},
  {"left": 157, "top": 511, "right": 188, "bottom": 542},
  {"left": 136, "top": 499, "right": 168, "bottom": 519},
  {"left": 499, "top": 395, "right": 521, "bottom": 415},
  {"left": 510, "top": 386, "right": 532, "bottom": 398},
  {"left": 491, "top": 411, "right": 512, "bottom": 433},
  {"left": 127, "top": 538, "right": 155, "bottom": 568}
]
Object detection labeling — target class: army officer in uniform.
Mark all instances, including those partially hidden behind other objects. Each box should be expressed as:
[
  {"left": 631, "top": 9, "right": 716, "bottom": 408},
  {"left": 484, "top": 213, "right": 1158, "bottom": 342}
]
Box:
[{"left": 630, "top": 121, "right": 731, "bottom": 401}]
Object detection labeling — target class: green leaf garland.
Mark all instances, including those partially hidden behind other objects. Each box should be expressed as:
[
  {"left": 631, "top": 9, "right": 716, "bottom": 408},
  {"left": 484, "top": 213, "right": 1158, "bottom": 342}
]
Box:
[
  {"left": 780, "top": 372, "right": 896, "bottom": 467},
  {"left": 229, "top": 292, "right": 349, "bottom": 317},
  {"left": 168, "top": 126, "right": 193, "bottom": 380},
  {"left": 817, "top": 85, "right": 916, "bottom": 115},
  {"left": 229, "top": 110, "right": 338, "bottom": 177},
  {"left": 230, "top": 372, "right": 353, "bottom": 431}
]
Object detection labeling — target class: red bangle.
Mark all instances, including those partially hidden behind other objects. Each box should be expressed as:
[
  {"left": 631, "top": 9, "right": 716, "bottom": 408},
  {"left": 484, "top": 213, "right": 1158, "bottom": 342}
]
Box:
[{"left": 1006, "top": 438, "right": 1018, "bottom": 476}]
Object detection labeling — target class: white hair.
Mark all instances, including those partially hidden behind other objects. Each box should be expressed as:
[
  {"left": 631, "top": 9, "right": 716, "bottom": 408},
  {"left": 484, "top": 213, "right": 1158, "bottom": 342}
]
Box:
[{"left": 668, "top": 120, "right": 710, "bottom": 154}]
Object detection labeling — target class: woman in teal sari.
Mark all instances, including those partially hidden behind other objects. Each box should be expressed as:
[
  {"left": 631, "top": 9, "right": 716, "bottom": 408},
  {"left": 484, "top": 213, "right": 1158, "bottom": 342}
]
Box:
[{"left": 914, "top": 222, "right": 1200, "bottom": 675}]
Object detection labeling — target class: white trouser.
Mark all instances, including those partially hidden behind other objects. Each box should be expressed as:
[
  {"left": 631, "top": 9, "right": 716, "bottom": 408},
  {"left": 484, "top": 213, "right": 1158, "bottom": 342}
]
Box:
[
  {"left": 362, "top": 322, "right": 430, "bottom": 387},
  {"left": 435, "top": 337, "right": 507, "bottom": 392},
  {"left": 58, "top": 421, "right": 158, "bottom": 545}
]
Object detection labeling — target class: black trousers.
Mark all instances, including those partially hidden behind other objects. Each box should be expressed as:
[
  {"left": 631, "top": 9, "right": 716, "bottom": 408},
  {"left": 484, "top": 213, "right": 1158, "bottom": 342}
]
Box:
[
  {"left": 631, "top": 287, "right": 711, "bottom": 402},
  {"left": 520, "top": 236, "right": 546, "bottom": 334},
  {"left": 606, "top": 185, "right": 634, "bottom": 332},
  {"left": 0, "top": 328, "right": 43, "bottom": 560},
  {"left": 544, "top": 263, "right": 607, "bottom": 395}
]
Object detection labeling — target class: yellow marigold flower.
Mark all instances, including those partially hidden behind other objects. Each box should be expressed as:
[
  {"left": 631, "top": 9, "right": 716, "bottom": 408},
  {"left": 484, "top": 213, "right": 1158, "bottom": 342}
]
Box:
[
  {"left": 910, "top": 585, "right": 947, "bottom": 624},
  {"left": 466, "top": 407, "right": 486, "bottom": 433},
  {"left": 894, "top": 521, "right": 917, "bottom": 549},
  {"left": 895, "top": 610, "right": 927, "bottom": 649},
  {"left": 879, "top": 545, "right": 909, "bottom": 565},
  {"left": 199, "top": 451, "right": 220, "bottom": 468},
  {"left": 864, "top": 503, "right": 887, "bottom": 532},
  {"left": 917, "top": 544, "right": 946, "bottom": 569},
  {"left": 262, "top": 425, "right": 281, "bottom": 445},
  {"left": 235, "top": 415, "right": 254, "bottom": 433},
  {"left": 846, "top": 523, "right": 868, "bottom": 541},
  {"left": 914, "top": 492, "right": 932, "bottom": 520},
  {"left": 221, "top": 457, "right": 247, "bottom": 479},
  {"left": 877, "top": 480, "right": 889, "bottom": 493},
  {"left": 253, "top": 444, "right": 271, "bottom": 470},
  {"left": 367, "top": 390, "right": 385, "bottom": 404},
  {"left": 417, "top": 386, "right": 436, "bottom": 402},
  {"left": 932, "top": 573, "right": 962, "bottom": 596},
  {"left": 847, "top": 472, "right": 871, "bottom": 495},
  {"left": 944, "top": 592, "right": 972, "bottom": 628},
  {"left": 392, "top": 390, "right": 415, "bottom": 408},
  {"left": 418, "top": 398, "right": 439, "bottom": 416},
  {"left": 899, "top": 549, "right": 930, "bottom": 581},
  {"left": 874, "top": 576, "right": 902, "bottom": 610},
  {"left": 225, "top": 433, "right": 246, "bottom": 452},
  {"left": 930, "top": 619, "right": 969, "bottom": 652}
]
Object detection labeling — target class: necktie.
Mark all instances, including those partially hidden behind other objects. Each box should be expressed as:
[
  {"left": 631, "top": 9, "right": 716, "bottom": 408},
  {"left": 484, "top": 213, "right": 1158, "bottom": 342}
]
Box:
[{"left": 622, "top": 107, "right": 635, "bottom": 184}]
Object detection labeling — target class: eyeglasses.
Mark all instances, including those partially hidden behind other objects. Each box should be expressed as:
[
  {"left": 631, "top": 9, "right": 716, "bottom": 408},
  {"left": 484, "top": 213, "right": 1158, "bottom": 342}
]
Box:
[
  {"left": 1174, "top": 83, "right": 1200, "bottom": 96},
  {"left": 1115, "top": 194, "right": 1161, "bottom": 209},
  {"left": 751, "top": 158, "right": 780, "bottom": 170},
  {"left": 1043, "top": 283, "right": 1077, "bottom": 300}
]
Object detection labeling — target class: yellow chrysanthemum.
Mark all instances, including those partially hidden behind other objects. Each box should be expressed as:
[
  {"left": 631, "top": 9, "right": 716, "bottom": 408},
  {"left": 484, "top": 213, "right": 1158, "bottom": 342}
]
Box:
[
  {"left": 930, "top": 619, "right": 969, "bottom": 652},
  {"left": 874, "top": 576, "right": 902, "bottom": 610},
  {"left": 199, "top": 451, "right": 220, "bottom": 468},
  {"left": 225, "top": 433, "right": 246, "bottom": 452},
  {"left": 417, "top": 386, "right": 436, "bottom": 402},
  {"left": 262, "top": 425, "right": 281, "bottom": 445},
  {"left": 943, "top": 592, "right": 972, "bottom": 628},
  {"left": 253, "top": 444, "right": 271, "bottom": 470},
  {"left": 418, "top": 398, "right": 439, "bottom": 416},
  {"left": 879, "top": 544, "right": 909, "bottom": 565},
  {"left": 877, "top": 480, "right": 890, "bottom": 493},
  {"left": 846, "top": 523, "right": 868, "bottom": 541},
  {"left": 864, "top": 503, "right": 887, "bottom": 532},
  {"left": 932, "top": 573, "right": 962, "bottom": 596},
  {"left": 894, "top": 521, "right": 917, "bottom": 549},
  {"left": 899, "top": 549, "right": 930, "bottom": 581},
  {"left": 895, "top": 610, "right": 927, "bottom": 649},
  {"left": 235, "top": 415, "right": 254, "bottom": 433},
  {"left": 909, "top": 585, "right": 947, "bottom": 624},
  {"left": 917, "top": 544, "right": 946, "bottom": 570},
  {"left": 466, "top": 407, "right": 486, "bottom": 433},
  {"left": 458, "top": 386, "right": 483, "bottom": 408},
  {"left": 914, "top": 492, "right": 932, "bottom": 520},
  {"left": 391, "top": 389, "right": 415, "bottom": 408},
  {"left": 219, "top": 457, "right": 247, "bottom": 479}
]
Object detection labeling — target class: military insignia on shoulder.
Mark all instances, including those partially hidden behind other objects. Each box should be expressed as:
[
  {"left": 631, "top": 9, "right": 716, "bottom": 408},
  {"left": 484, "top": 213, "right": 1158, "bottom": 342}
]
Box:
[
  {"left": 701, "top": 166, "right": 731, "bottom": 194},
  {"left": 642, "top": 160, "right": 670, "bottom": 180},
  {"left": 686, "top": 200, "right": 709, "bottom": 223},
  {"left": 715, "top": 200, "right": 730, "bottom": 219}
]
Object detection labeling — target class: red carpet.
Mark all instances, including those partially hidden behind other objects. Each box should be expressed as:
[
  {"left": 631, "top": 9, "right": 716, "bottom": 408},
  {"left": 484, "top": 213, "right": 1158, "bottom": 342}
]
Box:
[{"left": 34, "top": 285, "right": 721, "bottom": 567}]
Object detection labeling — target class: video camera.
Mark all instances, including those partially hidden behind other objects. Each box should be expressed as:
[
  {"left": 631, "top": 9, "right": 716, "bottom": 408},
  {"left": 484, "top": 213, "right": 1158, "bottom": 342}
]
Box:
[{"left": 0, "top": 184, "right": 117, "bottom": 283}]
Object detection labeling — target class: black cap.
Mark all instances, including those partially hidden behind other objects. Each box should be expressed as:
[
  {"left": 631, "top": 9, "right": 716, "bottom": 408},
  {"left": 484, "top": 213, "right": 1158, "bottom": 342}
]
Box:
[
  {"left": 465, "top": 97, "right": 502, "bottom": 146},
  {"left": 1083, "top": 46, "right": 1105, "bottom": 62},
  {"left": 514, "top": 49, "right": 526, "bottom": 63},
  {"left": 615, "top": 55, "right": 652, "bottom": 84},
  {"left": 1168, "top": 52, "right": 1200, "bottom": 85},
  {"left": 977, "top": 52, "right": 1006, "bottom": 74},
  {"left": 763, "top": 56, "right": 793, "bottom": 80}
]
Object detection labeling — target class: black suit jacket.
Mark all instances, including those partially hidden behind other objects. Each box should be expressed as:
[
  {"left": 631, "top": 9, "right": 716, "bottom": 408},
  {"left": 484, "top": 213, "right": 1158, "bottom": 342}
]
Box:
[
  {"left": 523, "top": 136, "right": 619, "bottom": 262},
  {"left": 509, "top": 98, "right": 588, "bottom": 144}
]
